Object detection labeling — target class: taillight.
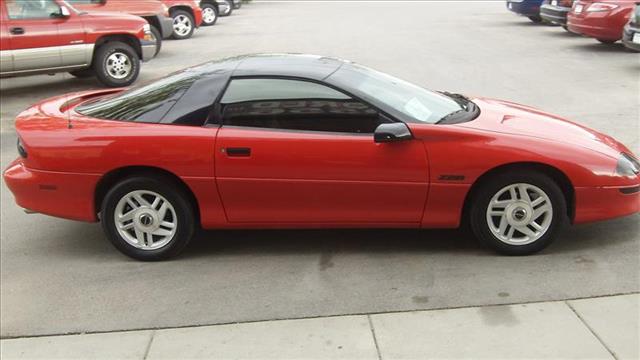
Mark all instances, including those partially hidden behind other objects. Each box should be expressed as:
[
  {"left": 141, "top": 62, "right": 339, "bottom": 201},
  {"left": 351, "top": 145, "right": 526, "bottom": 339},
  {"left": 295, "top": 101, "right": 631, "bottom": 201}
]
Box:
[
  {"left": 17, "top": 137, "right": 27, "bottom": 158},
  {"left": 586, "top": 2, "right": 619, "bottom": 12}
]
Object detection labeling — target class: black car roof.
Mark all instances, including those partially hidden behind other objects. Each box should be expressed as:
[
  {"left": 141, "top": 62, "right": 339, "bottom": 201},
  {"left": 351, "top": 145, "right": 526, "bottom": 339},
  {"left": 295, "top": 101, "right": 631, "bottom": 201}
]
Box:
[{"left": 186, "top": 53, "right": 347, "bottom": 81}]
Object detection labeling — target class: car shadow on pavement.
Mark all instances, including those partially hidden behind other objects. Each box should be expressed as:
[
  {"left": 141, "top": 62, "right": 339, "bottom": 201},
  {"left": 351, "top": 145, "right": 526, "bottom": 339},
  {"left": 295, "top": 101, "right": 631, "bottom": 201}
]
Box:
[{"left": 568, "top": 42, "right": 635, "bottom": 54}]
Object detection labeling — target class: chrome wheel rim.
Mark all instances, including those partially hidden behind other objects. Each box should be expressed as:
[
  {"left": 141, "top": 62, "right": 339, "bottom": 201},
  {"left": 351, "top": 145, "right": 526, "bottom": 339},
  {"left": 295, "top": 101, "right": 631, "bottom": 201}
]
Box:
[
  {"left": 106, "top": 52, "right": 132, "bottom": 79},
  {"left": 202, "top": 7, "right": 216, "bottom": 24},
  {"left": 220, "top": 2, "right": 231, "bottom": 15},
  {"left": 114, "top": 190, "right": 177, "bottom": 250},
  {"left": 173, "top": 14, "right": 193, "bottom": 36},
  {"left": 486, "top": 183, "right": 553, "bottom": 245}
]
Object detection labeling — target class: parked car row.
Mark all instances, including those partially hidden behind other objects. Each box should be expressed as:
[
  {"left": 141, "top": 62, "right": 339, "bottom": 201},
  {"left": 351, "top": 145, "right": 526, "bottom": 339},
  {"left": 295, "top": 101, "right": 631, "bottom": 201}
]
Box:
[
  {"left": 506, "top": 0, "right": 640, "bottom": 51},
  {"left": 0, "top": 0, "right": 246, "bottom": 87}
]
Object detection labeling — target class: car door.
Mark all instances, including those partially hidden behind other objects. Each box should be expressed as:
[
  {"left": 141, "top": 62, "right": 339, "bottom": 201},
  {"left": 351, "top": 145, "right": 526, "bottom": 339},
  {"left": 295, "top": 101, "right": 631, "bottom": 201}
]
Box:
[
  {"left": 0, "top": 5, "right": 14, "bottom": 73},
  {"left": 4, "top": 0, "right": 65, "bottom": 72},
  {"left": 214, "top": 77, "right": 429, "bottom": 224}
]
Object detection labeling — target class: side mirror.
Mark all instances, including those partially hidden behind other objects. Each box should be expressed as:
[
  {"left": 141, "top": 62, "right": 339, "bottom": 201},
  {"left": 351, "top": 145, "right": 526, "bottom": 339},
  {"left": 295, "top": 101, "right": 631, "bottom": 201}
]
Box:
[
  {"left": 59, "top": 6, "right": 71, "bottom": 17},
  {"left": 374, "top": 123, "right": 413, "bottom": 143}
]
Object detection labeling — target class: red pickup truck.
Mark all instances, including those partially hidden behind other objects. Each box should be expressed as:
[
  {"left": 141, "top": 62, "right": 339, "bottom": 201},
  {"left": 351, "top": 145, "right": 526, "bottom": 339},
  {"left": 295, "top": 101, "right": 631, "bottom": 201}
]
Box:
[
  {"left": 0, "top": 0, "right": 156, "bottom": 87},
  {"left": 67, "top": 0, "right": 174, "bottom": 56}
]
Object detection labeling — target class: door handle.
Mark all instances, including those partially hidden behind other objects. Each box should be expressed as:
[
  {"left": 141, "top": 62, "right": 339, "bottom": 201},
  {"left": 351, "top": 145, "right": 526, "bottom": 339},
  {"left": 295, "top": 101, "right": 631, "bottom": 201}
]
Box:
[
  {"left": 10, "top": 27, "right": 25, "bottom": 35},
  {"left": 225, "top": 147, "right": 251, "bottom": 157}
]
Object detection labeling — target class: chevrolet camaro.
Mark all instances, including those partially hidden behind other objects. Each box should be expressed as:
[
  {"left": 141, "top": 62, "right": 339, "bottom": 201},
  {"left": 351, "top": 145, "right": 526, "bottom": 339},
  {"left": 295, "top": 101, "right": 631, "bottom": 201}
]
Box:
[{"left": 4, "top": 54, "right": 639, "bottom": 260}]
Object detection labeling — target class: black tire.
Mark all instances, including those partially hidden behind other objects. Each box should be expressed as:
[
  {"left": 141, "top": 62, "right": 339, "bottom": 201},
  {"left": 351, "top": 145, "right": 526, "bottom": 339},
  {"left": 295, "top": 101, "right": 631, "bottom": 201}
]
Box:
[
  {"left": 200, "top": 3, "right": 219, "bottom": 26},
  {"left": 93, "top": 41, "right": 140, "bottom": 88},
  {"left": 469, "top": 171, "right": 566, "bottom": 256},
  {"left": 101, "top": 175, "right": 195, "bottom": 261},
  {"left": 219, "top": 0, "right": 233, "bottom": 16},
  {"left": 68, "top": 69, "right": 94, "bottom": 78},
  {"left": 528, "top": 15, "right": 543, "bottom": 23},
  {"left": 233, "top": 0, "right": 241, "bottom": 9},
  {"left": 170, "top": 9, "right": 195, "bottom": 40},
  {"left": 562, "top": 25, "right": 570, "bottom": 32},
  {"left": 597, "top": 38, "right": 617, "bottom": 44},
  {"left": 150, "top": 25, "right": 162, "bottom": 57}
]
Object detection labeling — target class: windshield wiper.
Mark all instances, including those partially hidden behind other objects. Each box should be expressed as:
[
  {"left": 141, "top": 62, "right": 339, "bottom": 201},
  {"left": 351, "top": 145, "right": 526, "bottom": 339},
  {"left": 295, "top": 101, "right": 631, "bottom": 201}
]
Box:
[{"left": 439, "top": 91, "right": 470, "bottom": 109}]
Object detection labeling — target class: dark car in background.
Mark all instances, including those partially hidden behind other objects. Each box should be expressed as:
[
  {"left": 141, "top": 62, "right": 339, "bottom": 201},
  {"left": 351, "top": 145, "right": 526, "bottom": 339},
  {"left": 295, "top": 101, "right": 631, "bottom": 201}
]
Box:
[
  {"left": 506, "top": 0, "right": 545, "bottom": 22},
  {"left": 568, "top": 0, "right": 635, "bottom": 44},
  {"left": 622, "top": 3, "right": 640, "bottom": 50},
  {"left": 540, "top": 0, "right": 575, "bottom": 28}
]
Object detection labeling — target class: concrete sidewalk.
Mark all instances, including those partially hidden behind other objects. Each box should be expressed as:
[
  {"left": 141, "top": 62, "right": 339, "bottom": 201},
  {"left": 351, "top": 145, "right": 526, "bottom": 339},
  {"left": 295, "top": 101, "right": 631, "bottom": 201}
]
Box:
[{"left": 2, "top": 294, "right": 637, "bottom": 360}]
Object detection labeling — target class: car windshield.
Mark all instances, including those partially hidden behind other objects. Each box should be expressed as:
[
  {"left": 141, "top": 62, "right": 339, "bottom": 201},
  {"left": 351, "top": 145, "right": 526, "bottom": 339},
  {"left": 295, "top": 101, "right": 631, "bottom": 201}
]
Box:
[{"left": 327, "top": 63, "right": 465, "bottom": 124}]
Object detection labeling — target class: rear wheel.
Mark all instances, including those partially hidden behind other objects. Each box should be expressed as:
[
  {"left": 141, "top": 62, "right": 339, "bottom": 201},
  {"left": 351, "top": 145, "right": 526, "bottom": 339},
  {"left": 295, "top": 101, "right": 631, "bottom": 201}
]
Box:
[
  {"left": 528, "top": 15, "right": 543, "bottom": 23},
  {"left": 201, "top": 3, "right": 219, "bottom": 26},
  {"left": 101, "top": 176, "right": 195, "bottom": 261},
  {"left": 93, "top": 41, "right": 140, "bottom": 87},
  {"left": 171, "top": 10, "right": 195, "bottom": 39},
  {"left": 233, "top": 0, "right": 241, "bottom": 9},
  {"left": 470, "top": 172, "right": 566, "bottom": 255}
]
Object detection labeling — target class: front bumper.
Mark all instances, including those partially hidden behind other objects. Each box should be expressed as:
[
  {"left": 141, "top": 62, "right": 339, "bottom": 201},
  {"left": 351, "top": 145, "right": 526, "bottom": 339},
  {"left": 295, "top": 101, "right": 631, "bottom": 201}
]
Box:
[
  {"left": 540, "top": 4, "right": 571, "bottom": 24},
  {"left": 574, "top": 184, "right": 640, "bottom": 224},
  {"left": 140, "top": 39, "right": 156, "bottom": 62},
  {"left": 158, "top": 15, "right": 175, "bottom": 38},
  {"left": 506, "top": 1, "right": 541, "bottom": 17},
  {"left": 622, "top": 22, "right": 640, "bottom": 51},
  {"left": 568, "top": 9, "right": 628, "bottom": 41},
  {"left": 3, "top": 159, "right": 99, "bottom": 222}
]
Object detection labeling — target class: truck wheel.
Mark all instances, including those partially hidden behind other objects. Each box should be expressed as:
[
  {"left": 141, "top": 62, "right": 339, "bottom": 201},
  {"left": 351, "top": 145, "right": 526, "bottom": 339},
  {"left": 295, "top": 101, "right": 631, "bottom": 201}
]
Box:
[
  {"left": 150, "top": 25, "right": 162, "bottom": 57},
  {"left": 101, "top": 175, "right": 195, "bottom": 261},
  {"left": 201, "top": 3, "right": 218, "bottom": 26},
  {"left": 69, "top": 69, "right": 94, "bottom": 78},
  {"left": 171, "top": 10, "right": 195, "bottom": 39},
  {"left": 233, "top": 0, "right": 241, "bottom": 9},
  {"left": 219, "top": 0, "right": 233, "bottom": 16},
  {"left": 469, "top": 171, "right": 566, "bottom": 256},
  {"left": 93, "top": 41, "right": 140, "bottom": 88}
]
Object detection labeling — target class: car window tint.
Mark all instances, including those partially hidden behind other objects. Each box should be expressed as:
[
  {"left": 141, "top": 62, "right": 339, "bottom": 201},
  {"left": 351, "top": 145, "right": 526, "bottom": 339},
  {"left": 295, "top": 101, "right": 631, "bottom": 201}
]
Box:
[
  {"left": 76, "top": 72, "right": 199, "bottom": 123},
  {"left": 5, "top": 0, "right": 61, "bottom": 19},
  {"left": 220, "top": 78, "right": 384, "bottom": 133},
  {"left": 221, "top": 78, "right": 350, "bottom": 103}
]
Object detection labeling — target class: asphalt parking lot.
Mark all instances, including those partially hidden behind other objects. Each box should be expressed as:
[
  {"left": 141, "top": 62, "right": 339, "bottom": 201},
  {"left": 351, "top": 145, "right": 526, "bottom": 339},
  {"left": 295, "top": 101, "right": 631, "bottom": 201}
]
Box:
[{"left": 1, "top": 1, "right": 638, "bottom": 338}]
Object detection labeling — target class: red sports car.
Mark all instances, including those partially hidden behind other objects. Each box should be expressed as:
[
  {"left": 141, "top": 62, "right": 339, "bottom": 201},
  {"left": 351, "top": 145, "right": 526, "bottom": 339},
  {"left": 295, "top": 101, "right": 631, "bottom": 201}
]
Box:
[
  {"left": 568, "top": 0, "right": 635, "bottom": 43},
  {"left": 4, "top": 54, "right": 639, "bottom": 260}
]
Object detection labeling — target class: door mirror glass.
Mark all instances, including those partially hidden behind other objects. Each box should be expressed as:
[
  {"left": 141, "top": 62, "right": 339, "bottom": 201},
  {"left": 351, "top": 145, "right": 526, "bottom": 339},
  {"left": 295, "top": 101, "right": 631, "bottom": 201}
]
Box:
[{"left": 374, "top": 123, "right": 413, "bottom": 143}]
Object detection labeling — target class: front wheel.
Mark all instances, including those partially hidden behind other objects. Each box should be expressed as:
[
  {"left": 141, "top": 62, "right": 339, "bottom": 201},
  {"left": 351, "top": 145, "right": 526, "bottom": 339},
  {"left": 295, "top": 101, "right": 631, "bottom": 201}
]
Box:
[
  {"left": 171, "top": 10, "right": 195, "bottom": 39},
  {"left": 470, "top": 172, "right": 566, "bottom": 255},
  {"left": 201, "top": 3, "right": 219, "bottom": 26},
  {"left": 93, "top": 41, "right": 140, "bottom": 87},
  {"left": 219, "top": 0, "right": 233, "bottom": 16},
  {"left": 101, "top": 176, "right": 195, "bottom": 261},
  {"left": 528, "top": 15, "right": 543, "bottom": 23},
  {"left": 149, "top": 25, "right": 162, "bottom": 57}
]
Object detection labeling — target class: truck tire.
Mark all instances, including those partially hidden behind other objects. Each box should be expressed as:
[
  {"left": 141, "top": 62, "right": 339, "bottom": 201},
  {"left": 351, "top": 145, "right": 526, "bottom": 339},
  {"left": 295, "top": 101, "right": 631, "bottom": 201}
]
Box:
[
  {"left": 219, "top": 0, "right": 233, "bottom": 16},
  {"left": 150, "top": 25, "right": 162, "bottom": 57},
  {"left": 201, "top": 3, "right": 218, "bottom": 26},
  {"left": 93, "top": 41, "right": 140, "bottom": 88},
  {"left": 170, "top": 9, "right": 195, "bottom": 39}
]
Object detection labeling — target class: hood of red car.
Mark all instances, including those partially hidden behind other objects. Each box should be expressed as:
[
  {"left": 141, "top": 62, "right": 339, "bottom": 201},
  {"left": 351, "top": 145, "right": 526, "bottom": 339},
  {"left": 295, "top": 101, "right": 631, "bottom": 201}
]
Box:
[{"left": 458, "top": 97, "right": 631, "bottom": 159}]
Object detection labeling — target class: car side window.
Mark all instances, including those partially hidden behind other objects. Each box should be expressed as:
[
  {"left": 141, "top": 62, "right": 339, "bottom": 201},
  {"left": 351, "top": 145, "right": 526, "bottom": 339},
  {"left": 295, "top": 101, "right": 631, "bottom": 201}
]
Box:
[
  {"left": 5, "top": 0, "right": 61, "bottom": 20},
  {"left": 220, "top": 78, "right": 385, "bottom": 134}
]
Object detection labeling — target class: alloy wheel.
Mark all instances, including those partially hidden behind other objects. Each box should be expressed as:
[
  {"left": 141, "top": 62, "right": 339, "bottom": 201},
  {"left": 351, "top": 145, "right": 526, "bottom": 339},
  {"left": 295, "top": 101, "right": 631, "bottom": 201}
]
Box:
[
  {"left": 106, "top": 52, "right": 132, "bottom": 79},
  {"left": 173, "top": 15, "right": 193, "bottom": 37}
]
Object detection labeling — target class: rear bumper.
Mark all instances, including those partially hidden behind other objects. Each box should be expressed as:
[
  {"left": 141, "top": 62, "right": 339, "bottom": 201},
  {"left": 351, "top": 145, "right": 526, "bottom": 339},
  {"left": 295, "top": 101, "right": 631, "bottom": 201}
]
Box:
[
  {"left": 159, "top": 15, "right": 175, "bottom": 38},
  {"left": 622, "top": 23, "right": 640, "bottom": 51},
  {"left": 140, "top": 39, "right": 156, "bottom": 62},
  {"left": 3, "top": 159, "right": 99, "bottom": 222},
  {"left": 574, "top": 184, "right": 640, "bottom": 224},
  {"left": 540, "top": 4, "right": 571, "bottom": 24}
]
